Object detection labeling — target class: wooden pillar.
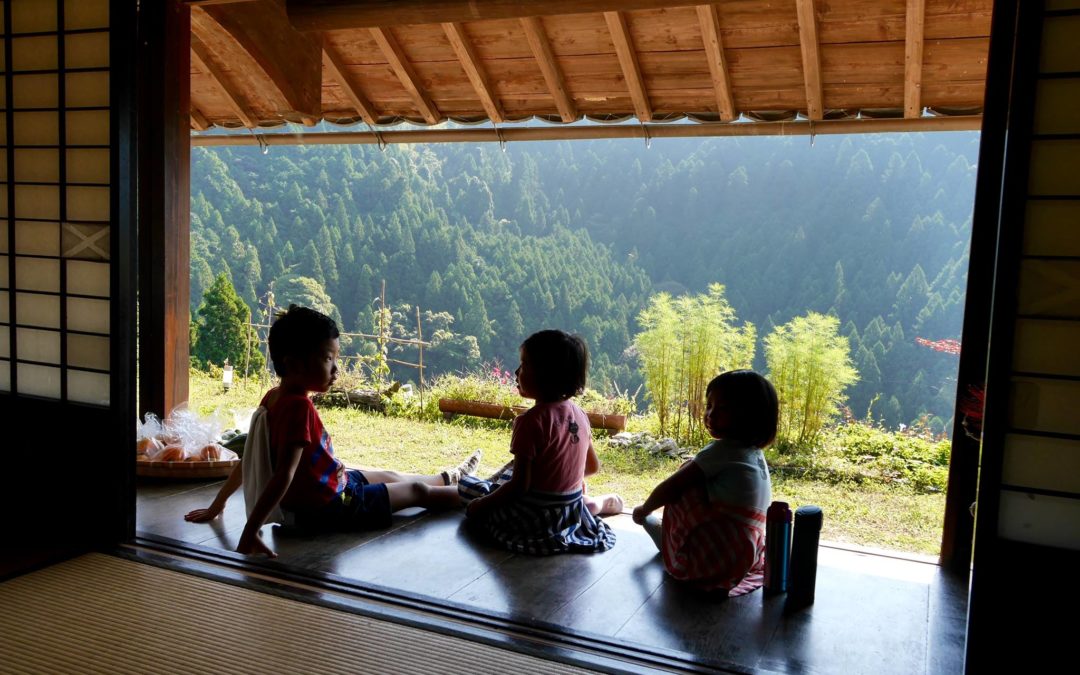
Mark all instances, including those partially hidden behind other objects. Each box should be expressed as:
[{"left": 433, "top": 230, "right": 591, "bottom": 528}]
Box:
[{"left": 139, "top": 0, "right": 191, "bottom": 418}]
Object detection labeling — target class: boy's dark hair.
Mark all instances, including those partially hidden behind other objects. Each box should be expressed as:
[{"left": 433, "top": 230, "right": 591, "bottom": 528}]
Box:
[
  {"left": 706, "top": 370, "right": 779, "bottom": 448},
  {"left": 268, "top": 304, "right": 340, "bottom": 376},
  {"left": 520, "top": 329, "right": 589, "bottom": 401}
]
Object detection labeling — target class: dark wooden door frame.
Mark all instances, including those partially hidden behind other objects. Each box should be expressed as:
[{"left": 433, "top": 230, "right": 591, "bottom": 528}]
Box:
[
  {"left": 937, "top": 0, "right": 1024, "bottom": 575},
  {"left": 138, "top": 0, "right": 191, "bottom": 421}
]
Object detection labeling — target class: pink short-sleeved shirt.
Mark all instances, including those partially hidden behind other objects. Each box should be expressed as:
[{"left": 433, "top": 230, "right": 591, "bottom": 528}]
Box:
[{"left": 510, "top": 400, "right": 591, "bottom": 494}]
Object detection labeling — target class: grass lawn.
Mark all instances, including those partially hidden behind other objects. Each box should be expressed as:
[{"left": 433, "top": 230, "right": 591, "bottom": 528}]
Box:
[{"left": 188, "top": 373, "right": 945, "bottom": 556}]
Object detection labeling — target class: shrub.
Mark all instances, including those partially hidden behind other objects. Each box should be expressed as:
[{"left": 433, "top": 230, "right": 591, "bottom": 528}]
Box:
[
  {"left": 766, "top": 421, "right": 950, "bottom": 493},
  {"left": 633, "top": 284, "right": 755, "bottom": 447},
  {"left": 765, "top": 312, "right": 858, "bottom": 451}
]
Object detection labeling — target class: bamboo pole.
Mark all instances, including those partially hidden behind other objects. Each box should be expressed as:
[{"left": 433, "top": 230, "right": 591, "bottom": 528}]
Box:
[
  {"left": 416, "top": 305, "right": 425, "bottom": 416},
  {"left": 191, "top": 116, "right": 982, "bottom": 147},
  {"left": 247, "top": 323, "right": 431, "bottom": 346}
]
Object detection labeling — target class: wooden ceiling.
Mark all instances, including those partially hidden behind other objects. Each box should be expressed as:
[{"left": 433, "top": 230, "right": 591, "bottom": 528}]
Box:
[{"left": 186, "top": 0, "right": 992, "bottom": 133}]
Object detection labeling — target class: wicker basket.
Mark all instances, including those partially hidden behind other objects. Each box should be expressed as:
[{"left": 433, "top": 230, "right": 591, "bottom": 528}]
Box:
[{"left": 136, "top": 458, "right": 238, "bottom": 479}]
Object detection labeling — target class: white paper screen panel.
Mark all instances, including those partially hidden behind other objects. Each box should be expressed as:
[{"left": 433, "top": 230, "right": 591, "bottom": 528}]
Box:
[
  {"left": 16, "top": 327, "right": 60, "bottom": 364},
  {"left": 11, "top": 35, "right": 57, "bottom": 70},
  {"left": 1028, "top": 140, "right": 1080, "bottom": 196},
  {"left": 1023, "top": 201, "right": 1080, "bottom": 257},
  {"left": 998, "top": 491, "right": 1080, "bottom": 550},
  {"left": 1003, "top": 434, "right": 1080, "bottom": 495},
  {"left": 3, "top": 0, "right": 111, "bottom": 405},
  {"left": 1039, "top": 15, "right": 1080, "bottom": 74},
  {"left": 1034, "top": 79, "right": 1080, "bottom": 135},
  {"left": 1011, "top": 320, "right": 1080, "bottom": 377},
  {"left": 1009, "top": 377, "right": 1080, "bottom": 437},
  {"left": 14, "top": 221, "right": 59, "bottom": 256},
  {"left": 67, "top": 369, "right": 108, "bottom": 405},
  {"left": 15, "top": 149, "right": 60, "bottom": 182},
  {"left": 1015, "top": 259, "right": 1080, "bottom": 318}
]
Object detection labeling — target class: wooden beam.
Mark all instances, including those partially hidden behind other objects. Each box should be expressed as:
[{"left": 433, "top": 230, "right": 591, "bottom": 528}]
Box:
[
  {"left": 795, "top": 0, "right": 824, "bottom": 120},
  {"left": 603, "top": 11, "right": 651, "bottom": 122},
  {"left": 141, "top": 0, "right": 191, "bottom": 419},
  {"left": 182, "top": 0, "right": 256, "bottom": 6},
  {"left": 369, "top": 27, "right": 441, "bottom": 124},
  {"left": 191, "top": 116, "right": 983, "bottom": 147},
  {"left": 442, "top": 22, "right": 504, "bottom": 124},
  {"left": 905, "top": 0, "right": 927, "bottom": 119},
  {"left": 288, "top": 0, "right": 731, "bottom": 32},
  {"left": 190, "top": 107, "right": 211, "bottom": 130},
  {"left": 190, "top": 36, "right": 258, "bottom": 128},
  {"left": 322, "top": 45, "right": 378, "bottom": 126},
  {"left": 520, "top": 17, "right": 577, "bottom": 123},
  {"left": 193, "top": 1, "right": 321, "bottom": 119},
  {"left": 695, "top": 4, "right": 736, "bottom": 122}
]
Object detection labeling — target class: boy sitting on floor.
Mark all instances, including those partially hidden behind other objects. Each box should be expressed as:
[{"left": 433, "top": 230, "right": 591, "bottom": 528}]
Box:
[{"left": 185, "top": 305, "right": 478, "bottom": 557}]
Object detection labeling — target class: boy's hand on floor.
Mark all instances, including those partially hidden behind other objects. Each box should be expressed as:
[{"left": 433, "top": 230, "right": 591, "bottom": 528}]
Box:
[
  {"left": 632, "top": 506, "right": 648, "bottom": 525},
  {"left": 466, "top": 497, "right": 487, "bottom": 518},
  {"left": 184, "top": 507, "right": 222, "bottom": 523}
]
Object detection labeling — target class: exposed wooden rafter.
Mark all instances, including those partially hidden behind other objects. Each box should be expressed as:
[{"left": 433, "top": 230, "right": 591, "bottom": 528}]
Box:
[
  {"left": 287, "top": 0, "right": 730, "bottom": 31},
  {"left": 188, "top": 0, "right": 989, "bottom": 132},
  {"left": 190, "top": 36, "right": 258, "bottom": 128},
  {"left": 603, "top": 11, "right": 652, "bottom": 122},
  {"left": 794, "top": 0, "right": 824, "bottom": 120},
  {"left": 904, "top": 0, "right": 926, "bottom": 119},
  {"left": 520, "top": 16, "right": 577, "bottom": 123},
  {"left": 190, "top": 107, "right": 211, "bottom": 131},
  {"left": 370, "top": 26, "right": 442, "bottom": 124},
  {"left": 322, "top": 44, "right": 379, "bottom": 126},
  {"left": 442, "top": 22, "right": 504, "bottom": 124},
  {"left": 192, "top": 1, "right": 321, "bottom": 119},
  {"left": 695, "top": 4, "right": 736, "bottom": 122}
]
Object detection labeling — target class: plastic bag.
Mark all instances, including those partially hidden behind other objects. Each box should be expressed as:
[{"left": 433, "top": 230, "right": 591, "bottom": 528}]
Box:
[
  {"left": 135, "top": 405, "right": 238, "bottom": 462},
  {"left": 136, "top": 413, "right": 166, "bottom": 459}
]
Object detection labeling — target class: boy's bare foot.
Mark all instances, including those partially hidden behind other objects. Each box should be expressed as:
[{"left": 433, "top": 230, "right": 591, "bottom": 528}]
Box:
[{"left": 442, "top": 449, "right": 482, "bottom": 485}]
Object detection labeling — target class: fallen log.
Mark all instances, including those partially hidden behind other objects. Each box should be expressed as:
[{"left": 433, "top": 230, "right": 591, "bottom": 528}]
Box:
[{"left": 438, "top": 398, "right": 626, "bottom": 432}]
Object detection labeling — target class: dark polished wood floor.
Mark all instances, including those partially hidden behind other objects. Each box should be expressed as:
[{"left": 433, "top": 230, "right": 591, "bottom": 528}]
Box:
[{"left": 137, "top": 479, "right": 967, "bottom": 674}]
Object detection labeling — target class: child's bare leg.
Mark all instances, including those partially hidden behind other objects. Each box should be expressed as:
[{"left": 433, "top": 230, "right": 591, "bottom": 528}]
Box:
[
  {"left": 643, "top": 514, "right": 663, "bottom": 551},
  {"left": 363, "top": 449, "right": 482, "bottom": 487},
  {"left": 385, "top": 481, "right": 462, "bottom": 511},
  {"left": 363, "top": 469, "right": 444, "bottom": 486}
]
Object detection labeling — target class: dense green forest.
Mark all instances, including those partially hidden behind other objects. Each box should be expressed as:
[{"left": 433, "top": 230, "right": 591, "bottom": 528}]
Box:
[{"left": 190, "top": 131, "right": 976, "bottom": 433}]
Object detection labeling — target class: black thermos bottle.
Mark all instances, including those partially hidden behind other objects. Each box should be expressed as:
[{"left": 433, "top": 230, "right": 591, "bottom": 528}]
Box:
[{"left": 788, "top": 505, "right": 823, "bottom": 606}]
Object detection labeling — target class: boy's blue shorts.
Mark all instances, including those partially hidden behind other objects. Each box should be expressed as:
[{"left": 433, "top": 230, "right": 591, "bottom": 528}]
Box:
[{"left": 295, "top": 469, "right": 392, "bottom": 531}]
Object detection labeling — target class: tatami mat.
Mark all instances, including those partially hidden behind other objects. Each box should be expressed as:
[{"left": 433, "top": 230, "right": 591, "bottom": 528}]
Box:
[{"left": 0, "top": 553, "right": 595, "bottom": 674}]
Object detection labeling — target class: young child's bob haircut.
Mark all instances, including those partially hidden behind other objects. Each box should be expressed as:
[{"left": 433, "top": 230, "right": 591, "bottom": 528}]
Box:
[
  {"left": 521, "top": 329, "right": 589, "bottom": 401},
  {"left": 268, "top": 305, "right": 340, "bottom": 376},
  {"left": 706, "top": 370, "right": 779, "bottom": 448}
]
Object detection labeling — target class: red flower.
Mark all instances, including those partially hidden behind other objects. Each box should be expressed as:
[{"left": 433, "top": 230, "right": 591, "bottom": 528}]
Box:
[{"left": 916, "top": 337, "right": 962, "bottom": 355}]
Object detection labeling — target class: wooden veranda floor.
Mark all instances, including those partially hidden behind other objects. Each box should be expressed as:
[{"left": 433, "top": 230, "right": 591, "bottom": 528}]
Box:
[{"left": 137, "top": 479, "right": 967, "bottom": 674}]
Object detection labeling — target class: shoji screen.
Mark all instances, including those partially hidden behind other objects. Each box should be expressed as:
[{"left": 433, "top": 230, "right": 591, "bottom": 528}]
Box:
[
  {"left": 998, "top": 5, "right": 1080, "bottom": 550},
  {"left": 2, "top": 0, "right": 111, "bottom": 404},
  {"left": 0, "top": 0, "right": 136, "bottom": 546},
  {"left": 966, "top": 1, "right": 1080, "bottom": 668}
]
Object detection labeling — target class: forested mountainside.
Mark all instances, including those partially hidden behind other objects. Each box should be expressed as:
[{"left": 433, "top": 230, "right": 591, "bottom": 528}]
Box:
[{"left": 191, "top": 131, "right": 976, "bottom": 430}]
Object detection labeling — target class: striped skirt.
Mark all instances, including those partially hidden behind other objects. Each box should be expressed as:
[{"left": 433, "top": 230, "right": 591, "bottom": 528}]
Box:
[
  {"left": 661, "top": 484, "right": 767, "bottom": 596},
  {"left": 459, "top": 470, "right": 617, "bottom": 556}
]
